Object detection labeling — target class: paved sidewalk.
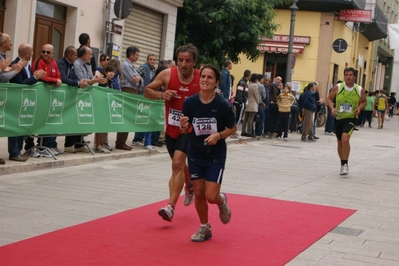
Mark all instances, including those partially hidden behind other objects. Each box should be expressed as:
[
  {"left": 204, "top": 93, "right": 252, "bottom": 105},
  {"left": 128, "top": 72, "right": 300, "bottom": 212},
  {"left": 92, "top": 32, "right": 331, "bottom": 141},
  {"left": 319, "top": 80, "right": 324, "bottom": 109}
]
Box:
[
  {"left": 0, "top": 133, "right": 167, "bottom": 175},
  {"left": 1, "top": 117, "right": 399, "bottom": 265}
]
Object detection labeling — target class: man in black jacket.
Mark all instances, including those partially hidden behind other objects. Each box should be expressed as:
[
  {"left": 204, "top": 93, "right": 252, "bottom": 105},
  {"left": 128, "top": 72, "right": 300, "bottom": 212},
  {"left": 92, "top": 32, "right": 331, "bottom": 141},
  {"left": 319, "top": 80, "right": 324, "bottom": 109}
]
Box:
[
  {"left": 9, "top": 43, "right": 46, "bottom": 161},
  {"left": 264, "top": 76, "right": 282, "bottom": 136},
  {"left": 57, "top": 46, "right": 89, "bottom": 153},
  {"left": 234, "top": 69, "right": 251, "bottom": 125}
]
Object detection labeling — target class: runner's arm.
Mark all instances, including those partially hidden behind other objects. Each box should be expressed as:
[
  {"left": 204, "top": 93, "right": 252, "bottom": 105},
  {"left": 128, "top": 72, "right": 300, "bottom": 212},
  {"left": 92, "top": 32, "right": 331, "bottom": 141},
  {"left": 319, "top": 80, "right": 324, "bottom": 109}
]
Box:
[
  {"left": 144, "top": 68, "right": 170, "bottom": 100},
  {"left": 327, "top": 85, "right": 338, "bottom": 117}
]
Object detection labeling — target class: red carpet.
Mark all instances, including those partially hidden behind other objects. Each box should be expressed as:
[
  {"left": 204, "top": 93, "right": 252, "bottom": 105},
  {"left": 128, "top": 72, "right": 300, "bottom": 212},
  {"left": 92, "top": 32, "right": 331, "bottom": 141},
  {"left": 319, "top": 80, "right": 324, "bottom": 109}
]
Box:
[{"left": 0, "top": 194, "right": 355, "bottom": 266}]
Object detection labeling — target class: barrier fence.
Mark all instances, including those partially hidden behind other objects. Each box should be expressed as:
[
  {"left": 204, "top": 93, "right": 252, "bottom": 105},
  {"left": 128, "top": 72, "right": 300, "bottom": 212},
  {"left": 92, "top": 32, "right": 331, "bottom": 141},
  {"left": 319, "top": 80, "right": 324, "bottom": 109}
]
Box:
[{"left": 0, "top": 82, "right": 165, "bottom": 137}]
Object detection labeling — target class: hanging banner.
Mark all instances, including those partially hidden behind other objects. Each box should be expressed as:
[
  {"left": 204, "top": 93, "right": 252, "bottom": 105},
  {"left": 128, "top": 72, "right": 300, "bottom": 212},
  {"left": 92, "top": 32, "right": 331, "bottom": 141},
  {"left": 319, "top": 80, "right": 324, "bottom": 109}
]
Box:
[{"left": 0, "top": 82, "right": 165, "bottom": 137}]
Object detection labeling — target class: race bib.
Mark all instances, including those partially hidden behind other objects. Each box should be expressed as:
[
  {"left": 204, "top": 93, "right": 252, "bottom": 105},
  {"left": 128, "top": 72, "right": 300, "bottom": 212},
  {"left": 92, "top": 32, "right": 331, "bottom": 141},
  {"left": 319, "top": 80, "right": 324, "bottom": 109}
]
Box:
[
  {"left": 339, "top": 103, "right": 352, "bottom": 113},
  {"left": 192, "top": 117, "right": 217, "bottom": 136},
  {"left": 168, "top": 108, "right": 182, "bottom": 127}
]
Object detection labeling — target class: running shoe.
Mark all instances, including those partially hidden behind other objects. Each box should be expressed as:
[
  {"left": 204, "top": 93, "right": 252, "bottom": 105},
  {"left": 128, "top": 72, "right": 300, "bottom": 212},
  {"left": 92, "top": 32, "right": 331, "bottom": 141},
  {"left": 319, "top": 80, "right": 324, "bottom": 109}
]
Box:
[
  {"left": 158, "top": 204, "right": 174, "bottom": 222},
  {"left": 219, "top": 193, "right": 231, "bottom": 224},
  {"left": 191, "top": 224, "right": 212, "bottom": 242},
  {"left": 342, "top": 163, "right": 349, "bottom": 175},
  {"left": 183, "top": 185, "right": 195, "bottom": 206}
]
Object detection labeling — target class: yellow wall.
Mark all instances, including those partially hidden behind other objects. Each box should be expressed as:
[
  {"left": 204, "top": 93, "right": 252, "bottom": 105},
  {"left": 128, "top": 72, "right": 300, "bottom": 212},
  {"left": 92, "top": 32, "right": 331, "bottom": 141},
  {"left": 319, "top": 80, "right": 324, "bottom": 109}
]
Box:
[
  {"left": 231, "top": 10, "right": 374, "bottom": 94},
  {"left": 329, "top": 22, "right": 372, "bottom": 90},
  {"left": 231, "top": 10, "right": 322, "bottom": 87}
]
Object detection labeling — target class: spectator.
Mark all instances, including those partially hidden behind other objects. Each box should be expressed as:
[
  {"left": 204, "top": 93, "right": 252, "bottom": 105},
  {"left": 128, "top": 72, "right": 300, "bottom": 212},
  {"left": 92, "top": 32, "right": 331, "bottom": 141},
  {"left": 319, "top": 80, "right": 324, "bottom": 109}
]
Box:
[
  {"left": 66, "top": 46, "right": 106, "bottom": 153},
  {"left": 32, "top": 44, "right": 63, "bottom": 156},
  {"left": 134, "top": 54, "right": 158, "bottom": 151},
  {"left": 0, "top": 32, "right": 25, "bottom": 82},
  {"left": 95, "top": 65, "right": 116, "bottom": 153},
  {"left": 276, "top": 84, "right": 296, "bottom": 141},
  {"left": 8, "top": 43, "right": 45, "bottom": 161},
  {"left": 255, "top": 74, "right": 266, "bottom": 138},
  {"left": 265, "top": 76, "right": 282, "bottom": 136},
  {"left": 57, "top": 46, "right": 91, "bottom": 154},
  {"left": 301, "top": 82, "right": 317, "bottom": 142},
  {"left": 233, "top": 70, "right": 251, "bottom": 125},
  {"left": 107, "top": 58, "right": 122, "bottom": 91},
  {"left": 241, "top": 74, "right": 259, "bottom": 137},
  {"left": 78, "top": 33, "right": 97, "bottom": 75},
  {"left": 95, "top": 53, "right": 109, "bottom": 77},
  {"left": 388, "top": 92, "right": 396, "bottom": 117},
  {"left": 115, "top": 46, "right": 142, "bottom": 150},
  {"left": 220, "top": 59, "right": 232, "bottom": 101}
]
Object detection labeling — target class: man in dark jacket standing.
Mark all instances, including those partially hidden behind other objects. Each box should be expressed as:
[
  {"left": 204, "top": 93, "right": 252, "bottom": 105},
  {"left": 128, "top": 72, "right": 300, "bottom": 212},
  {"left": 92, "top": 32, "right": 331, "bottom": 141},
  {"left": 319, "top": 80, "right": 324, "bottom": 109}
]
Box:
[
  {"left": 234, "top": 69, "right": 251, "bottom": 125},
  {"left": 301, "top": 83, "right": 317, "bottom": 142},
  {"left": 264, "top": 76, "right": 282, "bottom": 136},
  {"left": 220, "top": 59, "right": 232, "bottom": 101}
]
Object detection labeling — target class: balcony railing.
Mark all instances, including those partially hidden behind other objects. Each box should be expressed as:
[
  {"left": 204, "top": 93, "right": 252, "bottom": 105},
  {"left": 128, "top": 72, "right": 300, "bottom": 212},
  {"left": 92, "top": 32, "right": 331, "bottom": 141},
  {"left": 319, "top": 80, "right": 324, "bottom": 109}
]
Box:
[{"left": 360, "top": 3, "right": 388, "bottom": 41}]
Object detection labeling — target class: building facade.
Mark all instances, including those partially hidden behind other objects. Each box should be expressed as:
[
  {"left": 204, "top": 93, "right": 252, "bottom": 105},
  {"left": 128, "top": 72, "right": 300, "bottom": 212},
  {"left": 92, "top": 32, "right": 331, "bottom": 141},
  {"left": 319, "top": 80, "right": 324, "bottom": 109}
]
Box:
[
  {"left": 0, "top": 0, "right": 183, "bottom": 67},
  {"left": 230, "top": 0, "right": 397, "bottom": 99}
]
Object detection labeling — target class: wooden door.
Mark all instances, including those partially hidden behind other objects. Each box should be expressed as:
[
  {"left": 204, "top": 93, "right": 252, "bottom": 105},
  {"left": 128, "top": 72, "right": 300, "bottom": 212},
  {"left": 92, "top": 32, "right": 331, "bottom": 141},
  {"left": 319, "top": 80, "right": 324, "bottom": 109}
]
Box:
[{"left": 33, "top": 15, "right": 65, "bottom": 61}]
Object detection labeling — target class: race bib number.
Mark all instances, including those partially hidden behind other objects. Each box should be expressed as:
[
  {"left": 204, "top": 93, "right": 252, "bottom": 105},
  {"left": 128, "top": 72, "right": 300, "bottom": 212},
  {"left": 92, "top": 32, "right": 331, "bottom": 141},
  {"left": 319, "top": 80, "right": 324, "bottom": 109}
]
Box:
[
  {"left": 192, "top": 117, "right": 217, "bottom": 136},
  {"left": 168, "top": 108, "right": 182, "bottom": 127},
  {"left": 339, "top": 103, "right": 353, "bottom": 113}
]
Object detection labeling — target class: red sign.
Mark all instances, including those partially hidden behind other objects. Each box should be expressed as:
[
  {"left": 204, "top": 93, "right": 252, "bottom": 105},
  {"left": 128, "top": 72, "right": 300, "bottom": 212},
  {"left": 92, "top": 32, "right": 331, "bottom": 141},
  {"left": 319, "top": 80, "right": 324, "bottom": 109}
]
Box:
[
  {"left": 259, "top": 35, "right": 311, "bottom": 44},
  {"left": 339, "top": 9, "right": 372, "bottom": 23},
  {"left": 257, "top": 44, "right": 304, "bottom": 55}
]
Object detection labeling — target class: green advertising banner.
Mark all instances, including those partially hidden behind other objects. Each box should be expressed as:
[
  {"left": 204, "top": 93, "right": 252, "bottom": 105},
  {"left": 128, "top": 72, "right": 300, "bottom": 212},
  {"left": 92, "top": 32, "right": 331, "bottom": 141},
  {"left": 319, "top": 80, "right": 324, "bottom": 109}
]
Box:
[{"left": 0, "top": 82, "right": 165, "bottom": 137}]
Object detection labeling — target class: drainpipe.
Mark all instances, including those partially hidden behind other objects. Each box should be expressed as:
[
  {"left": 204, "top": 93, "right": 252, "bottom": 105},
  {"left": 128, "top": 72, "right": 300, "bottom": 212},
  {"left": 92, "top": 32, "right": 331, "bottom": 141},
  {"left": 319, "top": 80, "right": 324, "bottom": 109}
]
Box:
[{"left": 102, "top": 0, "right": 111, "bottom": 54}]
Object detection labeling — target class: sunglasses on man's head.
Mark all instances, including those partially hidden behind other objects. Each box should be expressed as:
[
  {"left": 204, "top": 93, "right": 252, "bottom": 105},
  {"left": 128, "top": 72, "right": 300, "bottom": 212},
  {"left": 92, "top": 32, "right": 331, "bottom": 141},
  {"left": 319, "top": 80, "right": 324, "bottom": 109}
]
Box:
[
  {"left": 41, "top": 50, "right": 51, "bottom": 55},
  {"left": 102, "top": 58, "right": 110, "bottom": 61}
]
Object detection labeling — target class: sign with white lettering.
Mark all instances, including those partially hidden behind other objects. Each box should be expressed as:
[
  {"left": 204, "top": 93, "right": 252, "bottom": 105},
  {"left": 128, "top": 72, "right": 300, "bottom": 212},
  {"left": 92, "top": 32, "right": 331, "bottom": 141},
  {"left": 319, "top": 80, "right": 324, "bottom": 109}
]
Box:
[
  {"left": 339, "top": 9, "right": 372, "bottom": 23},
  {"left": 106, "top": 21, "right": 123, "bottom": 35},
  {"left": 259, "top": 35, "right": 311, "bottom": 44}
]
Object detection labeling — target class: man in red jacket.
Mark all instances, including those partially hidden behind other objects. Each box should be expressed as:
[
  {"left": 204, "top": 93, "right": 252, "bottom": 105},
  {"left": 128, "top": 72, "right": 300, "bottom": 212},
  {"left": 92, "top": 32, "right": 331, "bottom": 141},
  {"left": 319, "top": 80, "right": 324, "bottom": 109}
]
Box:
[
  {"left": 31, "top": 43, "right": 63, "bottom": 156},
  {"left": 32, "top": 44, "right": 62, "bottom": 86}
]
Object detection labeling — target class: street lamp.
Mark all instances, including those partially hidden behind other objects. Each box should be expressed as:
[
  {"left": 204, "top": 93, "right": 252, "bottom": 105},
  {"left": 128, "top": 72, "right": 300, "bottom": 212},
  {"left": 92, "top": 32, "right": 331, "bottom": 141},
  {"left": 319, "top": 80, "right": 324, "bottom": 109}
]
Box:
[{"left": 285, "top": 0, "right": 299, "bottom": 83}]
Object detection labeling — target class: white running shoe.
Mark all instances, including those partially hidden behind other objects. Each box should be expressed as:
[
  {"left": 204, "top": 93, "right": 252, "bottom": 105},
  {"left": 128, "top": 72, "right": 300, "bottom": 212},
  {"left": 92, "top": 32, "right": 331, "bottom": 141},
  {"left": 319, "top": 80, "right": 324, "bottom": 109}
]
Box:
[
  {"left": 144, "top": 145, "right": 155, "bottom": 151},
  {"left": 183, "top": 185, "right": 195, "bottom": 206},
  {"left": 158, "top": 204, "right": 174, "bottom": 222},
  {"left": 342, "top": 163, "right": 349, "bottom": 175},
  {"left": 340, "top": 164, "right": 349, "bottom": 175},
  {"left": 95, "top": 145, "right": 110, "bottom": 153}
]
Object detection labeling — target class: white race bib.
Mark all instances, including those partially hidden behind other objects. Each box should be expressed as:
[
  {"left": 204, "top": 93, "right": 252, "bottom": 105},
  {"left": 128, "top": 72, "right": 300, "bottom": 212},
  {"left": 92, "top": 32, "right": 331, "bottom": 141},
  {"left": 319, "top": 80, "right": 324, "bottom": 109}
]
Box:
[
  {"left": 192, "top": 117, "right": 217, "bottom": 136},
  {"left": 339, "top": 103, "right": 352, "bottom": 113},
  {"left": 168, "top": 108, "right": 182, "bottom": 127}
]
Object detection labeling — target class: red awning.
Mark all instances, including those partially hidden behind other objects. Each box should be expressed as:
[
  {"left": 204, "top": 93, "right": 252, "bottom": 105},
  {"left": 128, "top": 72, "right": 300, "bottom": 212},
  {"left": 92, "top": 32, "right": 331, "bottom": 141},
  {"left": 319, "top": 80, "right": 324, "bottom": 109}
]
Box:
[{"left": 257, "top": 42, "right": 305, "bottom": 55}]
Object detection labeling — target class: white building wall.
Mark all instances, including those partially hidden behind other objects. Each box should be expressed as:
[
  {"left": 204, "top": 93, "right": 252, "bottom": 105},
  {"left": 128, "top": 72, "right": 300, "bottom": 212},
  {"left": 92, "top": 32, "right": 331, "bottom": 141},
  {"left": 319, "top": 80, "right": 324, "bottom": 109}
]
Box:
[{"left": 2, "top": 0, "right": 180, "bottom": 63}]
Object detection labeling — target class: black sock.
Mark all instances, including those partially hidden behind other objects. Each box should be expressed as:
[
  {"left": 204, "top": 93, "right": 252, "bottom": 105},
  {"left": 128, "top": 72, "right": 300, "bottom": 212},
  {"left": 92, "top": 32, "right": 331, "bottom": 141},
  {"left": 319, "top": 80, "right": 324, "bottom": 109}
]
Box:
[
  {"left": 341, "top": 160, "right": 345, "bottom": 165},
  {"left": 343, "top": 160, "right": 348, "bottom": 165}
]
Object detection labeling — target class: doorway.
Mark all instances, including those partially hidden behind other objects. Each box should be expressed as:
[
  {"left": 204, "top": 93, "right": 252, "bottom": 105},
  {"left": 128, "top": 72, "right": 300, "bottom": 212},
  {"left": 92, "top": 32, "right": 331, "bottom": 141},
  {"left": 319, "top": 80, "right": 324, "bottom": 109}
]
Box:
[
  {"left": 264, "top": 53, "right": 287, "bottom": 82},
  {"left": 33, "top": 1, "right": 66, "bottom": 60}
]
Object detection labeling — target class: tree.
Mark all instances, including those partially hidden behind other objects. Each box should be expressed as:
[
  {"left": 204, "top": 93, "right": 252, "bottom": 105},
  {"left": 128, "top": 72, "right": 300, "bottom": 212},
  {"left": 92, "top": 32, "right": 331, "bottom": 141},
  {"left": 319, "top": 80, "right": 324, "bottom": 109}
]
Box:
[{"left": 175, "top": 0, "right": 291, "bottom": 66}]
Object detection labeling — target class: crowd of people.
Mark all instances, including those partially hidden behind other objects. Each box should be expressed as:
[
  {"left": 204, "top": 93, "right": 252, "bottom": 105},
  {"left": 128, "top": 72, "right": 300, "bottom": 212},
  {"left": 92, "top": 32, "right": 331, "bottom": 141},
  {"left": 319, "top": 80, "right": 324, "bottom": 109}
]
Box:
[
  {"left": 1, "top": 32, "right": 176, "bottom": 165},
  {"left": 1, "top": 32, "right": 396, "bottom": 241},
  {"left": 221, "top": 64, "right": 324, "bottom": 142}
]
